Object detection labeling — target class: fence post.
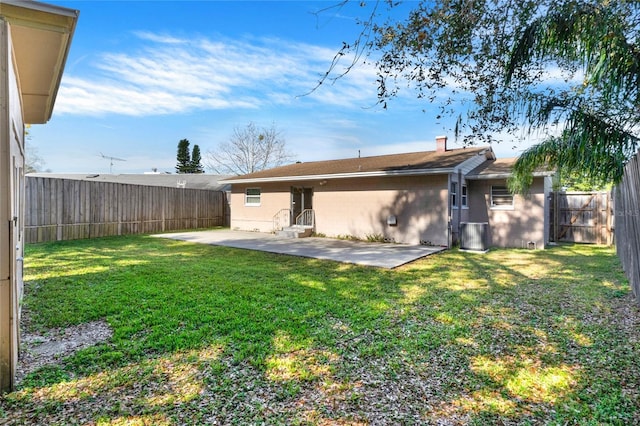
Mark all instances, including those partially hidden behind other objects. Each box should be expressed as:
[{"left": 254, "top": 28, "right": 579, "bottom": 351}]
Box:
[{"left": 553, "top": 191, "right": 558, "bottom": 242}]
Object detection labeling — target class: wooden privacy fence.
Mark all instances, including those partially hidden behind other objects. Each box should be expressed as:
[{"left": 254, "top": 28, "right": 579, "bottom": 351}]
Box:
[
  {"left": 549, "top": 191, "right": 613, "bottom": 245},
  {"left": 25, "top": 177, "right": 227, "bottom": 243},
  {"left": 615, "top": 150, "right": 640, "bottom": 303}
]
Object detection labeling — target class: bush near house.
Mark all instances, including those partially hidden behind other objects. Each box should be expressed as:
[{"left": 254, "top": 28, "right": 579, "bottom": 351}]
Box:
[{"left": 1, "top": 235, "right": 639, "bottom": 424}]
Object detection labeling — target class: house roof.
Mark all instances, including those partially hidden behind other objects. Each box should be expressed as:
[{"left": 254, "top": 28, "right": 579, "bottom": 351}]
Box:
[
  {"left": 466, "top": 158, "right": 555, "bottom": 180},
  {"left": 27, "top": 173, "right": 232, "bottom": 191},
  {"left": 222, "top": 146, "right": 491, "bottom": 184},
  {"left": 1, "top": 1, "right": 78, "bottom": 124}
]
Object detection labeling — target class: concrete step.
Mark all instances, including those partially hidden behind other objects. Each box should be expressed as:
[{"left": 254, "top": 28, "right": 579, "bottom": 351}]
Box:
[{"left": 277, "top": 226, "right": 313, "bottom": 238}]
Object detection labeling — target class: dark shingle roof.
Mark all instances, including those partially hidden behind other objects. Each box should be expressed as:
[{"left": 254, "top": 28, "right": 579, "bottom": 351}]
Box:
[
  {"left": 466, "top": 158, "right": 555, "bottom": 179},
  {"left": 223, "top": 147, "right": 489, "bottom": 183}
]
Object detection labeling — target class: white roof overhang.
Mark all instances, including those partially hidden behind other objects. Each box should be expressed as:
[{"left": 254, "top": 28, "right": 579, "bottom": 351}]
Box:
[
  {"left": 1, "top": 0, "right": 78, "bottom": 123},
  {"left": 465, "top": 171, "right": 555, "bottom": 180},
  {"left": 221, "top": 167, "right": 457, "bottom": 184}
]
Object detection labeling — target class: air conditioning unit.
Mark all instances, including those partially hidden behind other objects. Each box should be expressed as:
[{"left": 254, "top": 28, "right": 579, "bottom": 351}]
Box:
[{"left": 459, "top": 222, "right": 490, "bottom": 252}]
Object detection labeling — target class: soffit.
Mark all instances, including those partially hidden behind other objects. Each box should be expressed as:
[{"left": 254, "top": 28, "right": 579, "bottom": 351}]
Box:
[{"left": 1, "top": 1, "right": 78, "bottom": 123}]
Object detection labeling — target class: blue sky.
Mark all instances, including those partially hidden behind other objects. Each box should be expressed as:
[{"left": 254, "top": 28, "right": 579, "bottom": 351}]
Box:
[{"left": 29, "top": 0, "right": 539, "bottom": 174}]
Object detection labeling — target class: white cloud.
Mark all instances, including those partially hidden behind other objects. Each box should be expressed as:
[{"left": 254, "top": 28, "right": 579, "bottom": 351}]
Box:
[
  {"left": 132, "top": 31, "right": 188, "bottom": 45},
  {"left": 58, "top": 76, "right": 259, "bottom": 116},
  {"left": 55, "top": 33, "right": 379, "bottom": 117}
]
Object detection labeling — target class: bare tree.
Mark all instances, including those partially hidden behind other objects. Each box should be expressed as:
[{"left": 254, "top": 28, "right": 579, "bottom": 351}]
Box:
[
  {"left": 24, "top": 126, "right": 50, "bottom": 173},
  {"left": 25, "top": 144, "right": 49, "bottom": 173},
  {"left": 206, "top": 122, "right": 294, "bottom": 175}
]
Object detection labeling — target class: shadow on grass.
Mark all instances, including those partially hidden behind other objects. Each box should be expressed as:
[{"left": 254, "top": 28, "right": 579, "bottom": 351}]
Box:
[
  {"left": 397, "top": 245, "right": 638, "bottom": 424},
  {"left": 2, "top": 237, "right": 639, "bottom": 425}
]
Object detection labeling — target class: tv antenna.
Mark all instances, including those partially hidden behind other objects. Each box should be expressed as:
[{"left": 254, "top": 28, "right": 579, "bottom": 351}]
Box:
[{"left": 99, "top": 152, "right": 126, "bottom": 173}]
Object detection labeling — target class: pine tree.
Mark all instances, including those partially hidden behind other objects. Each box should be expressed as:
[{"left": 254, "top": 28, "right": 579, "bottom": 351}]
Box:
[
  {"left": 190, "top": 144, "right": 204, "bottom": 174},
  {"left": 176, "top": 139, "right": 191, "bottom": 174}
]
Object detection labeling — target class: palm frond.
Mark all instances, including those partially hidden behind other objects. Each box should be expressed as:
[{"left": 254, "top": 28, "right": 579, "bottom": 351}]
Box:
[
  {"left": 511, "top": 107, "right": 639, "bottom": 192},
  {"left": 507, "top": 2, "right": 640, "bottom": 104}
]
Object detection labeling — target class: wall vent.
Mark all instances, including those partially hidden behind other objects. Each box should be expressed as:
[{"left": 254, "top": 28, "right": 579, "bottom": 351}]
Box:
[{"left": 460, "top": 222, "right": 490, "bottom": 252}]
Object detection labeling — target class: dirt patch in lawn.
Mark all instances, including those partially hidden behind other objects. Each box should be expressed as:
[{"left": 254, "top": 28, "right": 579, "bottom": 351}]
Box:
[{"left": 16, "top": 319, "right": 113, "bottom": 385}]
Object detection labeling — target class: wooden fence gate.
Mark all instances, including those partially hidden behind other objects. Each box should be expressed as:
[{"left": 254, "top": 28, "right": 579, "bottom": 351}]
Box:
[{"left": 549, "top": 191, "right": 613, "bottom": 245}]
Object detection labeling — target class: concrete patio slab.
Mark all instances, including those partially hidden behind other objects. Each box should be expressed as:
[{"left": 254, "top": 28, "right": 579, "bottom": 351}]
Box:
[{"left": 152, "top": 230, "right": 446, "bottom": 269}]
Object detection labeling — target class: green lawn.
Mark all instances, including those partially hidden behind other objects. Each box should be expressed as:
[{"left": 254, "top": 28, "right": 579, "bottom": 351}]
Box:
[{"left": 2, "top": 235, "right": 639, "bottom": 425}]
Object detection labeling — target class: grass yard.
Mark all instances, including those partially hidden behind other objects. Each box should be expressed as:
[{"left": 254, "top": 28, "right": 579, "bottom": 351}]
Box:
[{"left": 1, "top": 235, "right": 639, "bottom": 425}]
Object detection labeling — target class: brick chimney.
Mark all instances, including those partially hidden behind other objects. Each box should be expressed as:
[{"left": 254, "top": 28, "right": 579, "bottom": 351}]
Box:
[{"left": 436, "top": 135, "right": 448, "bottom": 153}]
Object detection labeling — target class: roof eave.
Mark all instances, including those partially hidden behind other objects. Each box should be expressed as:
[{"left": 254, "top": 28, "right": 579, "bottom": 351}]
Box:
[
  {"left": 221, "top": 167, "right": 457, "bottom": 184},
  {"left": 466, "top": 171, "right": 555, "bottom": 180},
  {"left": 2, "top": 0, "right": 78, "bottom": 17},
  {"left": 1, "top": 0, "right": 79, "bottom": 123}
]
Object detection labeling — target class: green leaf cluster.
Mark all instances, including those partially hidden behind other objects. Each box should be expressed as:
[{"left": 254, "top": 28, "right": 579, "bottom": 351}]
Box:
[
  {"left": 507, "top": 1, "right": 640, "bottom": 188},
  {"left": 326, "top": 0, "right": 640, "bottom": 190}
]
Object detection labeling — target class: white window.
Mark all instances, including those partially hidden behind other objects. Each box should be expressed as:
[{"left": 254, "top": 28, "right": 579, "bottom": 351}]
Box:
[
  {"left": 491, "top": 185, "right": 513, "bottom": 208},
  {"left": 462, "top": 184, "right": 468, "bottom": 207},
  {"left": 451, "top": 182, "right": 457, "bottom": 208},
  {"left": 245, "top": 188, "right": 261, "bottom": 206}
]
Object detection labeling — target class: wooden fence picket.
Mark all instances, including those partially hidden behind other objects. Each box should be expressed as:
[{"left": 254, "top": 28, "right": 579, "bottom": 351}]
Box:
[
  {"left": 614, "top": 150, "right": 640, "bottom": 302},
  {"left": 24, "top": 177, "right": 226, "bottom": 243}
]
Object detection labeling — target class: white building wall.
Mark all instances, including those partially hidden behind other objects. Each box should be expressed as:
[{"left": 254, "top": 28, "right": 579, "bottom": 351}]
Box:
[
  {"left": 229, "top": 174, "right": 451, "bottom": 246},
  {"left": 0, "top": 19, "right": 26, "bottom": 391},
  {"left": 467, "top": 177, "right": 547, "bottom": 248},
  {"left": 313, "top": 175, "right": 449, "bottom": 246},
  {"left": 230, "top": 183, "right": 291, "bottom": 232}
]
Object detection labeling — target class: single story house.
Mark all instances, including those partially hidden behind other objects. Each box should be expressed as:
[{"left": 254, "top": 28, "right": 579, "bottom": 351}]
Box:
[
  {"left": 221, "top": 136, "right": 554, "bottom": 249},
  {"left": 1, "top": 0, "right": 78, "bottom": 391}
]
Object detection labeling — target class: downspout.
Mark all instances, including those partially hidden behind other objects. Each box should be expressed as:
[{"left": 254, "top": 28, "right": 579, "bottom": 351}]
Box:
[
  {"left": 456, "top": 169, "right": 462, "bottom": 244},
  {"left": 447, "top": 174, "right": 452, "bottom": 249}
]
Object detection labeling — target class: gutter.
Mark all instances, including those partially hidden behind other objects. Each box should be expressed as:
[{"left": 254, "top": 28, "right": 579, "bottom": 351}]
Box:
[{"left": 2, "top": 0, "right": 79, "bottom": 17}]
